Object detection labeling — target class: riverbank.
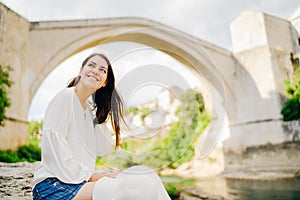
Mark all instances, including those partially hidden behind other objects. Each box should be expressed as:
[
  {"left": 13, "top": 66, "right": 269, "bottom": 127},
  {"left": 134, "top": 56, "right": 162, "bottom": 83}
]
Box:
[
  {"left": 0, "top": 162, "right": 299, "bottom": 199},
  {"left": 0, "top": 162, "right": 227, "bottom": 200}
]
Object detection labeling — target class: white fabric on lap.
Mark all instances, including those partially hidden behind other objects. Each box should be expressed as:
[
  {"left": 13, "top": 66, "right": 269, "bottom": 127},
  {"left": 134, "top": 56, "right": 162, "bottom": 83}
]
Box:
[
  {"left": 93, "top": 166, "right": 171, "bottom": 200},
  {"left": 93, "top": 177, "right": 117, "bottom": 200},
  {"left": 116, "top": 174, "right": 158, "bottom": 200}
]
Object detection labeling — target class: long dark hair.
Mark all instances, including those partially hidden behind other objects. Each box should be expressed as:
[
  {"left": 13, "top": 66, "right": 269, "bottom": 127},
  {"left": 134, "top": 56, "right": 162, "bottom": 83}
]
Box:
[{"left": 67, "top": 53, "right": 124, "bottom": 147}]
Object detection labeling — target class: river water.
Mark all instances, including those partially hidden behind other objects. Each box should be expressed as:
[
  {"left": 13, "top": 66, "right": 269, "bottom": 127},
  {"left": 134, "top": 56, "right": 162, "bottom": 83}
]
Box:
[{"left": 164, "top": 176, "right": 300, "bottom": 200}]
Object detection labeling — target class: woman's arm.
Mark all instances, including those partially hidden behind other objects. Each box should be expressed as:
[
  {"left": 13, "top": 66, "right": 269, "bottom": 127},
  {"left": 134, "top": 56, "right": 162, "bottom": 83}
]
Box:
[
  {"left": 95, "top": 123, "right": 114, "bottom": 156},
  {"left": 88, "top": 172, "right": 119, "bottom": 182}
]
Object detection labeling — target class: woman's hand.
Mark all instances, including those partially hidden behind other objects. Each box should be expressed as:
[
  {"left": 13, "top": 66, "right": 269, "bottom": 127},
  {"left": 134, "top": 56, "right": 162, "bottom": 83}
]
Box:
[{"left": 88, "top": 172, "right": 118, "bottom": 182}]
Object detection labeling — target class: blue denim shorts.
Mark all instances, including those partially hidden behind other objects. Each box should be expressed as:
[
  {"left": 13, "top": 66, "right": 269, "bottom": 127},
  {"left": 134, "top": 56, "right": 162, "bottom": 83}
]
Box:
[{"left": 32, "top": 178, "right": 86, "bottom": 200}]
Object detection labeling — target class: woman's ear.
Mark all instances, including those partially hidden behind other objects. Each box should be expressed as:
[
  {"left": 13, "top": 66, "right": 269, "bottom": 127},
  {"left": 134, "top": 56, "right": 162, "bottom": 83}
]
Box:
[{"left": 79, "top": 68, "right": 83, "bottom": 75}]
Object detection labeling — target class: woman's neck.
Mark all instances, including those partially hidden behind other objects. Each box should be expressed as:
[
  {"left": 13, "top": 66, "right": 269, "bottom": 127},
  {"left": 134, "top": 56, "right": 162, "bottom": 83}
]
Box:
[{"left": 74, "top": 84, "right": 93, "bottom": 110}]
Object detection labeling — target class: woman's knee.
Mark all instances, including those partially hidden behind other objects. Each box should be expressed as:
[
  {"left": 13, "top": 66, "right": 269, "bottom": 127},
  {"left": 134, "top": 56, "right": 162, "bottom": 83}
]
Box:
[{"left": 73, "top": 182, "right": 95, "bottom": 200}]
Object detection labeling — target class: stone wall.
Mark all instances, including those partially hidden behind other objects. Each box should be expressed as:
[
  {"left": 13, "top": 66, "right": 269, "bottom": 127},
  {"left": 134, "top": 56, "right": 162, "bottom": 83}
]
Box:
[
  {"left": 0, "top": 3, "right": 30, "bottom": 150},
  {"left": 223, "top": 142, "right": 300, "bottom": 176},
  {"left": 225, "top": 11, "right": 295, "bottom": 151},
  {"left": 222, "top": 10, "right": 300, "bottom": 172}
]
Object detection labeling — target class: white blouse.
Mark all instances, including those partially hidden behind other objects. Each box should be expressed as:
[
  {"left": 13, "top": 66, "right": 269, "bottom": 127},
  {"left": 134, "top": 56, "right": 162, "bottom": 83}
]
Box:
[{"left": 33, "top": 87, "right": 114, "bottom": 186}]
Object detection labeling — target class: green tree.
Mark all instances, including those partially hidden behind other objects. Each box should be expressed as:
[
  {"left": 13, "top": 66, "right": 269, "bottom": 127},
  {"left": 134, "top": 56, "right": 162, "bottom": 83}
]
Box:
[
  {"left": 0, "top": 65, "right": 13, "bottom": 126},
  {"left": 144, "top": 89, "right": 210, "bottom": 169},
  {"left": 28, "top": 120, "right": 43, "bottom": 137},
  {"left": 100, "top": 89, "right": 211, "bottom": 169},
  {"left": 281, "top": 68, "right": 300, "bottom": 121}
]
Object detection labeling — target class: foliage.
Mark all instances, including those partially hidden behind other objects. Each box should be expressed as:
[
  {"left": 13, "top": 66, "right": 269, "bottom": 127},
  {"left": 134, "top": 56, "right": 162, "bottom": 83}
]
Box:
[
  {"left": 141, "top": 89, "right": 210, "bottom": 169},
  {"left": 0, "top": 65, "right": 13, "bottom": 126},
  {"left": 126, "top": 106, "right": 139, "bottom": 115},
  {"left": 28, "top": 120, "right": 43, "bottom": 137},
  {"left": 162, "top": 176, "right": 195, "bottom": 199},
  {"left": 99, "top": 89, "right": 211, "bottom": 169},
  {"left": 120, "top": 140, "right": 140, "bottom": 150},
  {"left": 126, "top": 106, "right": 156, "bottom": 122},
  {"left": 281, "top": 97, "right": 300, "bottom": 121},
  {"left": 0, "top": 137, "right": 41, "bottom": 163},
  {"left": 140, "top": 107, "right": 152, "bottom": 121},
  {"left": 281, "top": 68, "right": 300, "bottom": 121},
  {"left": 164, "top": 182, "right": 180, "bottom": 199}
]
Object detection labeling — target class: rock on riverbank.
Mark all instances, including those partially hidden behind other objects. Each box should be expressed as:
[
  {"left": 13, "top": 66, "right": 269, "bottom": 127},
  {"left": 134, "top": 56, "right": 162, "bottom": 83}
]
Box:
[
  {"left": 0, "top": 162, "right": 37, "bottom": 199},
  {"left": 178, "top": 186, "right": 227, "bottom": 200}
]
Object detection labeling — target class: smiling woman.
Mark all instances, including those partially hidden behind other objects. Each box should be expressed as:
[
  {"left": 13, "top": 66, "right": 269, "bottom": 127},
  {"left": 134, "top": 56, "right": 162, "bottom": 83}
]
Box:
[
  {"left": 31, "top": 51, "right": 171, "bottom": 200},
  {"left": 31, "top": 53, "right": 123, "bottom": 199},
  {"left": 28, "top": 40, "right": 205, "bottom": 199}
]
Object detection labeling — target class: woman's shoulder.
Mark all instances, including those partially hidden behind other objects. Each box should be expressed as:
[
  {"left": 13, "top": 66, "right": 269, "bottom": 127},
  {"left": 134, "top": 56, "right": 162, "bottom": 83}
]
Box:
[
  {"left": 56, "top": 87, "right": 74, "bottom": 98},
  {"left": 50, "top": 87, "right": 74, "bottom": 104}
]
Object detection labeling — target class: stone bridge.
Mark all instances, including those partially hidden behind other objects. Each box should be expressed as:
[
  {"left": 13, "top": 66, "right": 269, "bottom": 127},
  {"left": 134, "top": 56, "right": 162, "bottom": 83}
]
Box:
[{"left": 1, "top": 3, "right": 300, "bottom": 171}]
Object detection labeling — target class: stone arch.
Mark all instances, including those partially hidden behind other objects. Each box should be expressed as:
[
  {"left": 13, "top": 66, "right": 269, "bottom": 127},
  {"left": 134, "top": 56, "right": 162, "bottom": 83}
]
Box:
[
  {"left": 28, "top": 17, "right": 229, "bottom": 155},
  {"left": 2, "top": 5, "right": 239, "bottom": 150},
  {"left": 0, "top": 7, "right": 263, "bottom": 158},
  {"left": 29, "top": 18, "right": 225, "bottom": 101}
]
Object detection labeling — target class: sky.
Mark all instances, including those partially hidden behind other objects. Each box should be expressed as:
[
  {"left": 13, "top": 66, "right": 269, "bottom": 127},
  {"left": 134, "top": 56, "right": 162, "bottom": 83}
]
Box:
[
  {"left": 1, "top": 0, "right": 300, "bottom": 49},
  {"left": 1, "top": 0, "right": 300, "bottom": 121}
]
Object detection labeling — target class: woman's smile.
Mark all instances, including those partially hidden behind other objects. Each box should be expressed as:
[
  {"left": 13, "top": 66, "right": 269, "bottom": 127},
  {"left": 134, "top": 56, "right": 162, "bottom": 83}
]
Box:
[{"left": 86, "top": 74, "right": 100, "bottom": 82}]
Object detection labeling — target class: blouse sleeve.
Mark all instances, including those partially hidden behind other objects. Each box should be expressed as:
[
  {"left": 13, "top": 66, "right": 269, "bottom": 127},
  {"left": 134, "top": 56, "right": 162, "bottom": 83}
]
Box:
[
  {"left": 41, "top": 89, "right": 91, "bottom": 183},
  {"left": 94, "top": 122, "right": 114, "bottom": 156}
]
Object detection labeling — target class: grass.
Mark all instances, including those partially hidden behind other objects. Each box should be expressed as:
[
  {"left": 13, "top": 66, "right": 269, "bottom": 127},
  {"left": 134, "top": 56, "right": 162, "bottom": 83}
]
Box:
[
  {"left": 164, "top": 183, "right": 180, "bottom": 199},
  {"left": 162, "top": 176, "right": 195, "bottom": 200},
  {"left": 0, "top": 137, "right": 41, "bottom": 163}
]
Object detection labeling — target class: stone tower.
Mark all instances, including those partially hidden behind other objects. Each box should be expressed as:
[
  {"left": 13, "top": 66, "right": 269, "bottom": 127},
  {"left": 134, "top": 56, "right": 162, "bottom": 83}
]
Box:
[{"left": 223, "top": 10, "right": 300, "bottom": 171}]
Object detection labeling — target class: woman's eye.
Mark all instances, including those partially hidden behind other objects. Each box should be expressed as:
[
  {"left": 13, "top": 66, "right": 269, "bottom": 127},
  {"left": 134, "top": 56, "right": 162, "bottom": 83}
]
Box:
[
  {"left": 98, "top": 68, "right": 106, "bottom": 73},
  {"left": 100, "top": 69, "right": 107, "bottom": 74}
]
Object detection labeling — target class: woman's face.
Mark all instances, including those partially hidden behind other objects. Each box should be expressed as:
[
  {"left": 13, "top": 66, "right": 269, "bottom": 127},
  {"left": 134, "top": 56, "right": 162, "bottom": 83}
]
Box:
[{"left": 79, "top": 55, "right": 108, "bottom": 91}]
